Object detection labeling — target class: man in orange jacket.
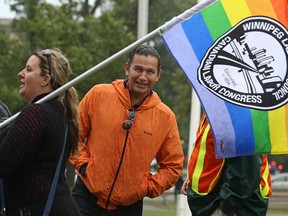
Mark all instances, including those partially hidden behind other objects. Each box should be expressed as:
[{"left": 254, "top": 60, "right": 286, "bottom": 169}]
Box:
[
  {"left": 182, "top": 113, "right": 272, "bottom": 216},
  {"left": 70, "top": 45, "right": 184, "bottom": 216}
]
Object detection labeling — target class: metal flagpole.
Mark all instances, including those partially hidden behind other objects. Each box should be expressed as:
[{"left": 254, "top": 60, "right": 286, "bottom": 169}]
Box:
[
  {"left": 0, "top": 0, "right": 217, "bottom": 129},
  {"left": 137, "top": 0, "right": 149, "bottom": 39}
]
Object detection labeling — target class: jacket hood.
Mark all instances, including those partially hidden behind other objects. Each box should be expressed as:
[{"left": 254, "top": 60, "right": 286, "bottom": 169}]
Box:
[{"left": 112, "top": 79, "right": 161, "bottom": 110}]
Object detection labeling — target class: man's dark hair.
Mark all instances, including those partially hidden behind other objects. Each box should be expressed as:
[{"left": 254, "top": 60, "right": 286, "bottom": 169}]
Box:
[{"left": 127, "top": 44, "right": 161, "bottom": 72}]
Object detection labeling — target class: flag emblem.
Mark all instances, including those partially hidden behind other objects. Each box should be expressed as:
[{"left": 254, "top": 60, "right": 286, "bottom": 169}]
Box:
[
  {"left": 198, "top": 16, "right": 288, "bottom": 110},
  {"left": 162, "top": 0, "right": 288, "bottom": 157}
]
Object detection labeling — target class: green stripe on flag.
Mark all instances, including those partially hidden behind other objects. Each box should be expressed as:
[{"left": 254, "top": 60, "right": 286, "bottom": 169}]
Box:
[
  {"left": 201, "top": 1, "right": 231, "bottom": 40},
  {"left": 251, "top": 110, "right": 271, "bottom": 153}
]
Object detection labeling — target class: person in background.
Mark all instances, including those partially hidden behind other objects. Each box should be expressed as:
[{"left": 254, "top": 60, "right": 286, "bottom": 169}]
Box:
[
  {"left": 174, "top": 175, "right": 184, "bottom": 203},
  {"left": 0, "top": 99, "right": 12, "bottom": 216},
  {"left": 70, "top": 44, "right": 184, "bottom": 216},
  {"left": 0, "top": 49, "right": 80, "bottom": 215},
  {"left": 0, "top": 100, "right": 11, "bottom": 140},
  {"left": 0, "top": 100, "right": 11, "bottom": 122},
  {"left": 181, "top": 112, "right": 272, "bottom": 216}
]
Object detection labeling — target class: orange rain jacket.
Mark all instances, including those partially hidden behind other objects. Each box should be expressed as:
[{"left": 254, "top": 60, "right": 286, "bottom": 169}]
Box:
[{"left": 70, "top": 79, "right": 184, "bottom": 209}]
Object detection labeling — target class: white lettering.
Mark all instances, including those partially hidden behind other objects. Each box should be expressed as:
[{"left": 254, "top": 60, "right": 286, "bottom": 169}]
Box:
[
  {"left": 218, "top": 87, "right": 262, "bottom": 103},
  {"left": 243, "top": 21, "right": 285, "bottom": 40},
  {"left": 272, "top": 78, "right": 288, "bottom": 100},
  {"left": 281, "top": 38, "right": 288, "bottom": 54}
]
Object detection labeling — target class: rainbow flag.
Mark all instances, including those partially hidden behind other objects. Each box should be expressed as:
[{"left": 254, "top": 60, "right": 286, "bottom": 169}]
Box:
[{"left": 162, "top": 0, "right": 288, "bottom": 158}]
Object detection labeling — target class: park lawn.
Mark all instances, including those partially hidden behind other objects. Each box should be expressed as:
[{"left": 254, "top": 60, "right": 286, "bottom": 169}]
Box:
[
  {"left": 143, "top": 195, "right": 288, "bottom": 216},
  {"left": 143, "top": 197, "right": 176, "bottom": 216},
  {"left": 143, "top": 211, "right": 176, "bottom": 216}
]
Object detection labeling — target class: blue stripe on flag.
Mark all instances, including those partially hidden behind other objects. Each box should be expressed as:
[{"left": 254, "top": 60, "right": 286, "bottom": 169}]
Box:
[
  {"left": 225, "top": 103, "right": 255, "bottom": 155},
  {"left": 161, "top": 23, "right": 200, "bottom": 84},
  {"left": 162, "top": 21, "right": 238, "bottom": 158},
  {"left": 181, "top": 13, "right": 214, "bottom": 61},
  {"left": 205, "top": 100, "right": 236, "bottom": 158}
]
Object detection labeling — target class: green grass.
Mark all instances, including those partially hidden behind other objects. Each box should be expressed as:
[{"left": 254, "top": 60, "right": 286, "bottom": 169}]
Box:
[
  {"left": 267, "top": 205, "right": 288, "bottom": 216},
  {"left": 143, "top": 198, "right": 176, "bottom": 216},
  {"left": 143, "top": 195, "right": 288, "bottom": 216},
  {"left": 143, "top": 211, "right": 176, "bottom": 216},
  {"left": 144, "top": 199, "right": 176, "bottom": 209},
  {"left": 143, "top": 206, "right": 287, "bottom": 216}
]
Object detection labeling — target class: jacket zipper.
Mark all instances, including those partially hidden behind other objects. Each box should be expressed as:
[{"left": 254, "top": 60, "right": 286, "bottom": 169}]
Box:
[{"left": 105, "top": 130, "right": 130, "bottom": 209}]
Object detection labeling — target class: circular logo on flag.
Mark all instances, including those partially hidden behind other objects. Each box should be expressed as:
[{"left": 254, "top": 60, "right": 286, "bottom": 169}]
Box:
[{"left": 198, "top": 16, "right": 288, "bottom": 110}]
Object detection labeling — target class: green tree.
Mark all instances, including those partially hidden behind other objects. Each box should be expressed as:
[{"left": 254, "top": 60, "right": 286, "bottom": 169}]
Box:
[
  {"left": 1, "top": 0, "right": 202, "bottom": 164},
  {"left": 0, "top": 26, "right": 27, "bottom": 114},
  {"left": 3, "top": 0, "right": 135, "bottom": 102},
  {"left": 2, "top": 0, "right": 196, "bottom": 145}
]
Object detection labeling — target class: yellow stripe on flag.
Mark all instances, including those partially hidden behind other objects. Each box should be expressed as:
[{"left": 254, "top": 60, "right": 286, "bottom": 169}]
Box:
[
  {"left": 285, "top": 105, "right": 288, "bottom": 145},
  {"left": 221, "top": 0, "right": 251, "bottom": 26},
  {"left": 269, "top": 107, "right": 288, "bottom": 153}
]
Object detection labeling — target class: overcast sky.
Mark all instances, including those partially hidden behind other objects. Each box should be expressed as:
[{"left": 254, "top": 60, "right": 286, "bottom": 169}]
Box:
[
  {"left": 0, "top": 1, "right": 61, "bottom": 19},
  {"left": 0, "top": 2, "right": 15, "bottom": 18}
]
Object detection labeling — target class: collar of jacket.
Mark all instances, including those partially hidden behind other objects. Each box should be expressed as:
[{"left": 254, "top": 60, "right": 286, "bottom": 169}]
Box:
[
  {"left": 32, "top": 92, "right": 58, "bottom": 104},
  {"left": 112, "top": 79, "right": 161, "bottom": 111}
]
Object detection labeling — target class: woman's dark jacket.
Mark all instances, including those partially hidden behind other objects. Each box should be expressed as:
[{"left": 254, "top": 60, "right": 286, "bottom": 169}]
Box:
[{"left": 0, "top": 94, "right": 80, "bottom": 216}]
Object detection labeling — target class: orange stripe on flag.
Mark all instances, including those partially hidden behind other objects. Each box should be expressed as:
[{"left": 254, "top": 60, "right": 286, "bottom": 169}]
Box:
[
  {"left": 245, "top": 0, "right": 277, "bottom": 18},
  {"left": 270, "top": 0, "right": 288, "bottom": 28}
]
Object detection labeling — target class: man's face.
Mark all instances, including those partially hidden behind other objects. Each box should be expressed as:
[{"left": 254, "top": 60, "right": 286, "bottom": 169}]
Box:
[{"left": 125, "top": 54, "right": 161, "bottom": 99}]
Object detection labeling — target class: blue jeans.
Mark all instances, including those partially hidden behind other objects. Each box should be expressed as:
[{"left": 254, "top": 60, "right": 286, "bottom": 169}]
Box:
[{"left": 72, "top": 177, "right": 143, "bottom": 216}]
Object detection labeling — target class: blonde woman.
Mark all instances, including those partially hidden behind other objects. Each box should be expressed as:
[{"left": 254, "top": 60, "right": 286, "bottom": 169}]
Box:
[{"left": 0, "top": 49, "right": 80, "bottom": 215}]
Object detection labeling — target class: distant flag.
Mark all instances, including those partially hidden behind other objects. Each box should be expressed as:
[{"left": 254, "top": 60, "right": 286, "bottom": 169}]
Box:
[{"left": 161, "top": 0, "right": 288, "bottom": 158}]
